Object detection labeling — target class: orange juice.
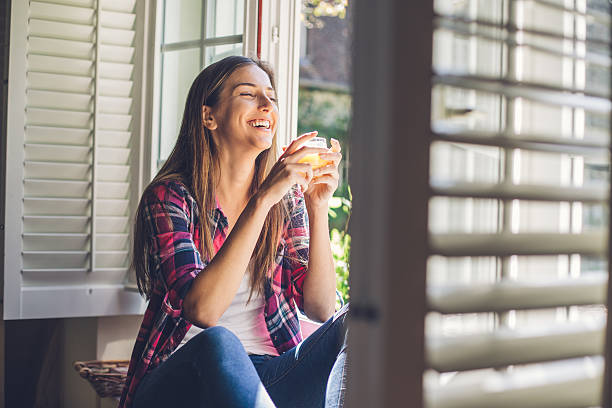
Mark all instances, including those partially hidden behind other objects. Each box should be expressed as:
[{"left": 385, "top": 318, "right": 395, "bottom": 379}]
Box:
[
  {"left": 297, "top": 136, "right": 331, "bottom": 169},
  {"left": 298, "top": 153, "right": 331, "bottom": 169}
]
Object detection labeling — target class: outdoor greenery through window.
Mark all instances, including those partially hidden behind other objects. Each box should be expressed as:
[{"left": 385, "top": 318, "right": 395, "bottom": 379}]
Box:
[{"left": 299, "top": 0, "right": 352, "bottom": 305}]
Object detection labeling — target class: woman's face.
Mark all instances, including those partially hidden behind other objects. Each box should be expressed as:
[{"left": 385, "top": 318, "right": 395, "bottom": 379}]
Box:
[{"left": 205, "top": 64, "right": 279, "bottom": 154}]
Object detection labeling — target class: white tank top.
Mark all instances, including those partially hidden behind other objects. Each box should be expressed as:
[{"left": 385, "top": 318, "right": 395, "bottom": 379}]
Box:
[{"left": 176, "top": 270, "right": 279, "bottom": 356}]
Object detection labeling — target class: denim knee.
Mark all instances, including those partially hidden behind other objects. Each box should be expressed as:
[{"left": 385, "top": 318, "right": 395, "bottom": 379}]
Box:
[{"left": 191, "top": 326, "right": 243, "bottom": 357}]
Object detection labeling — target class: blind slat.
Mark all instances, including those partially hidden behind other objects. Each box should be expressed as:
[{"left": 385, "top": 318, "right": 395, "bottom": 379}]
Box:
[
  {"left": 27, "top": 72, "right": 92, "bottom": 94},
  {"left": 431, "top": 128, "right": 609, "bottom": 158},
  {"left": 429, "top": 231, "right": 608, "bottom": 257},
  {"left": 430, "top": 181, "right": 608, "bottom": 203},
  {"left": 433, "top": 74, "right": 612, "bottom": 113},
  {"left": 29, "top": 1, "right": 94, "bottom": 25},
  {"left": 425, "top": 357, "right": 603, "bottom": 408},
  {"left": 427, "top": 322, "right": 604, "bottom": 372},
  {"left": 428, "top": 274, "right": 607, "bottom": 314},
  {"left": 23, "top": 198, "right": 90, "bottom": 216}
]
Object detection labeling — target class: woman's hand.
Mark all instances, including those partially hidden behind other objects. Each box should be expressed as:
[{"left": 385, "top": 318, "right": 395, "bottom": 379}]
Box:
[
  {"left": 303, "top": 138, "right": 342, "bottom": 211},
  {"left": 256, "top": 132, "right": 328, "bottom": 209}
]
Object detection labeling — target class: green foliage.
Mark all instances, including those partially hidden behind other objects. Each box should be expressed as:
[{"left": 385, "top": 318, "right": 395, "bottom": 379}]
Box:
[
  {"left": 329, "top": 186, "right": 351, "bottom": 305},
  {"left": 331, "top": 228, "right": 350, "bottom": 305},
  {"left": 302, "top": 0, "right": 348, "bottom": 29}
]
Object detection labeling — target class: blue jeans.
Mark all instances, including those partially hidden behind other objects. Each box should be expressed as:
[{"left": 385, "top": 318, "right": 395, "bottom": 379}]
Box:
[{"left": 132, "top": 303, "right": 349, "bottom": 407}]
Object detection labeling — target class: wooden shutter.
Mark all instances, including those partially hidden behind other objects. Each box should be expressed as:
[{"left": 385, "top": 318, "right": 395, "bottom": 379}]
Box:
[
  {"left": 424, "top": 0, "right": 611, "bottom": 406},
  {"left": 5, "top": 0, "right": 145, "bottom": 319}
]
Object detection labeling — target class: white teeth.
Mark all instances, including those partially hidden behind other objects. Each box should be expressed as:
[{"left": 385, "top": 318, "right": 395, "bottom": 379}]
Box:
[{"left": 249, "top": 120, "right": 270, "bottom": 129}]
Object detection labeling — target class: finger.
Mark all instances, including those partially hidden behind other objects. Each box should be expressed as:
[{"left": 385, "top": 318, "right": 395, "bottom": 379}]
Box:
[
  {"left": 330, "top": 138, "right": 341, "bottom": 153},
  {"left": 284, "top": 131, "right": 318, "bottom": 156},
  {"left": 286, "top": 163, "right": 314, "bottom": 181},
  {"left": 313, "top": 164, "right": 339, "bottom": 178},
  {"left": 310, "top": 174, "right": 338, "bottom": 186},
  {"left": 284, "top": 146, "right": 329, "bottom": 163},
  {"left": 318, "top": 152, "right": 342, "bottom": 166}
]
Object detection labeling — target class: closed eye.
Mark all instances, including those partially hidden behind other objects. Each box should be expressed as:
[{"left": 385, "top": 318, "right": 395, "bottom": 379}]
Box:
[{"left": 240, "top": 92, "right": 255, "bottom": 97}]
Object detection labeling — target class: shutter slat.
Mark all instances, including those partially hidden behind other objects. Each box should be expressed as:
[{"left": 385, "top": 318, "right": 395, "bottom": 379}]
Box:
[
  {"left": 430, "top": 181, "right": 608, "bottom": 203},
  {"left": 97, "top": 130, "right": 130, "bottom": 147},
  {"left": 99, "top": 61, "right": 133, "bottom": 80},
  {"left": 429, "top": 231, "right": 608, "bottom": 257},
  {"left": 28, "top": 54, "right": 93, "bottom": 77},
  {"left": 427, "top": 322, "right": 605, "bottom": 372},
  {"left": 27, "top": 90, "right": 92, "bottom": 111},
  {"left": 98, "top": 96, "right": 132, "bottom": 115},
  {"left": 27, "top": 72, "right": 92, "bottom": 94},
  {"left": 433, "top": 17, "right": 612, "bottom": 69},
  {"left": 35, "top": 0, "right": 94, "bottom": 7},
  {"left": 28, "top": 18, "right": 94, "bottom": 42},
  {"left": 431, "top": 128, "right": 609, "bottom": 158},
  {"left": 22, "top": 251, "right": 89, "bottom": 269},
  {"left": 95, "top": 250, "right": 129, "bottom": 268},
  {"left": 97, "top": 147, "right": 129, "bottom": 164},
  {"left": 432, "top": 13, "right": 611, "bottom": 48},
  {"left": 26, "top": 107, "right": 92, "bottom": 128},
  {"left": 23, "top": 233, "right": 89, "bottom": 251},
  {"left": 23, "top": 215, "right": 89, "bottom": 233},
  {"left": 100, "top": 27, "right": 135, "bottom": 46},
  {"left": 30, "top": 1, "right": 95, "bottom": 25},
  {"left": 99, "top": 78, "right": 133, "bottom": 96},
  {"left": 433, "top": 74, "right": 612, "bottom": 113},
  {"left": 97, "top": 164, "right": 129, "bottom": 182},
  {"left": 96, "top": 216, "right": 128, "bottom": 233},
  {"left": 25, "top": 143, "right": 90, "bottom": 162},
  {"left": 26, "top": 126, "right": 91, "bottom": 145},
  {"left": 96, "top": 199, "right": 128, "bottom": 216},
  {"left": 25, "top": 161, "right": 90, "bottom": 180},
  {"left": 428, "top": 274, "right": 607, "bottom": 314},
  {"left": 24, "top": 179, "right": 90, "bottom": 198},
  {"left": 96, "top": 182, "right": 128, "bottom": 199},
  {"left": 98, "top": 114, "right": 131, "bottom": 131},
  {"left": 425, "top": 357, "right": 603, "bottom": 408},
  {"left": 99, "top": 10, "right": 135, "bottom": 30},
  {"left": 96, "top": 234, "right": 128, "bottom": 250},
  {"left": 28, "top": 37, "right": 94, "bottom": 59},
  {"left": 99, "top": 44, "right": 134, "bottom": 63},
  {"left": 23, "top": 198, "right": 90, "bottom": 216},
  {"left": 100, "top": 0, "right": 136, "bottom": 13}
]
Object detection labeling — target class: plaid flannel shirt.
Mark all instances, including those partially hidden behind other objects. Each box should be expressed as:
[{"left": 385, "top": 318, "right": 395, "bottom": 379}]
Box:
[{"left": 119, "top": 180, "right": 309, "bottom": 408}]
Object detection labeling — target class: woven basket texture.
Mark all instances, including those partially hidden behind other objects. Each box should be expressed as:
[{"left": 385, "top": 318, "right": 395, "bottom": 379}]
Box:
[{"left": 73, "top": 360, "right": 129, "bottom": 399}]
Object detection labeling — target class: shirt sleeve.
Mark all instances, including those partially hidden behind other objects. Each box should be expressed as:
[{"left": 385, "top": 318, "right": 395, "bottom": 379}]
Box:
[
  {"left": 143, "top": 182, "right": 206, "bottom": 318},
  {"left": 283, "top": 187, "right": 310, "bottom": 313}
]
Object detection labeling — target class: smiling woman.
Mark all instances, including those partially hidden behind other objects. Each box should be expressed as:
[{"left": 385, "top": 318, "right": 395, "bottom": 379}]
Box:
[{"left": 119, "top": 56, "right": 349, "bottom": 408}]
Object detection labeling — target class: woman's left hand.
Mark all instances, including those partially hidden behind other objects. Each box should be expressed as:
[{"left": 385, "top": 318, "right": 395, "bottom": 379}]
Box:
[{"left": 303, "top": 138, "right": 342, "bottom": 210}]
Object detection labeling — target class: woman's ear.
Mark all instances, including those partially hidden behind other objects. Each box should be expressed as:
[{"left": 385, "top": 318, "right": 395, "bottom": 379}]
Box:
[{"left": 202, "top": 105, "right": 218, "bottom": 130}]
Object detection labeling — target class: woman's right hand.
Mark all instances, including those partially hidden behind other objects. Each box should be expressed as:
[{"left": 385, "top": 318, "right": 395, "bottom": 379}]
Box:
[{"left": 256, "top": 131, "right": 327, "bottom": 209}]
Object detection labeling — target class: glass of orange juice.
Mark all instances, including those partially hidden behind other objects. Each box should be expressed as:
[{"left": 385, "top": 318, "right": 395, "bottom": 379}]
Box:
[{"left": 298, "top": 136, "right": 331, "bottom": 169}]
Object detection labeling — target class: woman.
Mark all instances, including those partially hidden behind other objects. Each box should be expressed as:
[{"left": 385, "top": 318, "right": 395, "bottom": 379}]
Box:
[{"left": 119, "top": 56, "right": 349, "bottom": 408}]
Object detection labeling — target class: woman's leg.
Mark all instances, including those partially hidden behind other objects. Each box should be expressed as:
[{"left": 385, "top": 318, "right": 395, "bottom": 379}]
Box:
[
  {"left": 132, "top": 326, "right": 275, "bottom": 408},
  {"left": 250, "top": 303, "right": 349, "bottom": 408}
]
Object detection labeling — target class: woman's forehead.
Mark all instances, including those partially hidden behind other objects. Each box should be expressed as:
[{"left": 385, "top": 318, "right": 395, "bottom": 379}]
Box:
[{"left": 227, "top": 64, "right": 273, "bottom": 89}]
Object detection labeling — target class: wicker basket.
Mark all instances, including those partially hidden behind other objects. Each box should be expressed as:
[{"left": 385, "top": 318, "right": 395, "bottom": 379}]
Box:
[{"left": 73, "top": 360, "right": 129, "bottom": 399}]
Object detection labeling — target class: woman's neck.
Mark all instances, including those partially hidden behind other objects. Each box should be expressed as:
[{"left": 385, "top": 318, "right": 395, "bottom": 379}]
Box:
[{"left": 215, "top": 148, "right": 258, "bottom": 211}]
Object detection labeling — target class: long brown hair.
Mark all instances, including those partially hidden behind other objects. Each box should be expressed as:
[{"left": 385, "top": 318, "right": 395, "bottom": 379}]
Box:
[{"left": 132, "top": 56, "right": 290, "bottom": 302}]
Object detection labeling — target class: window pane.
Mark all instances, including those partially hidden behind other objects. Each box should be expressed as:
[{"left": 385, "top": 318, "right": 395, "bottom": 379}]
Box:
[
  {"left": 206, "top": 0, "right": 244, "bottom": 38},
  {"left": 204, "top": 43, "right": 243, "bottom": 66},
  {"left": 159, "top": 48, "right": 201, "bottom": 161},
  {"left": 163, "top": 0, "right": 202, "bottom": 43}
]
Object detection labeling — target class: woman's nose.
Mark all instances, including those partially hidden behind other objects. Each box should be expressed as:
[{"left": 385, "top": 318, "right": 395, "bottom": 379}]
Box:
[{"left": 258, "top": 95, "right": 273, "bottom": 111}]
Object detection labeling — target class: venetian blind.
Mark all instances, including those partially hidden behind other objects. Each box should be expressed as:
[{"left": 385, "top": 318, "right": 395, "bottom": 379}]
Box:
[
  {"left": 5, "top": 0, "right": 145, "bottom": 318},
  {"left": 424, "top": 0, "right": 611, "bottom": 407}
]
